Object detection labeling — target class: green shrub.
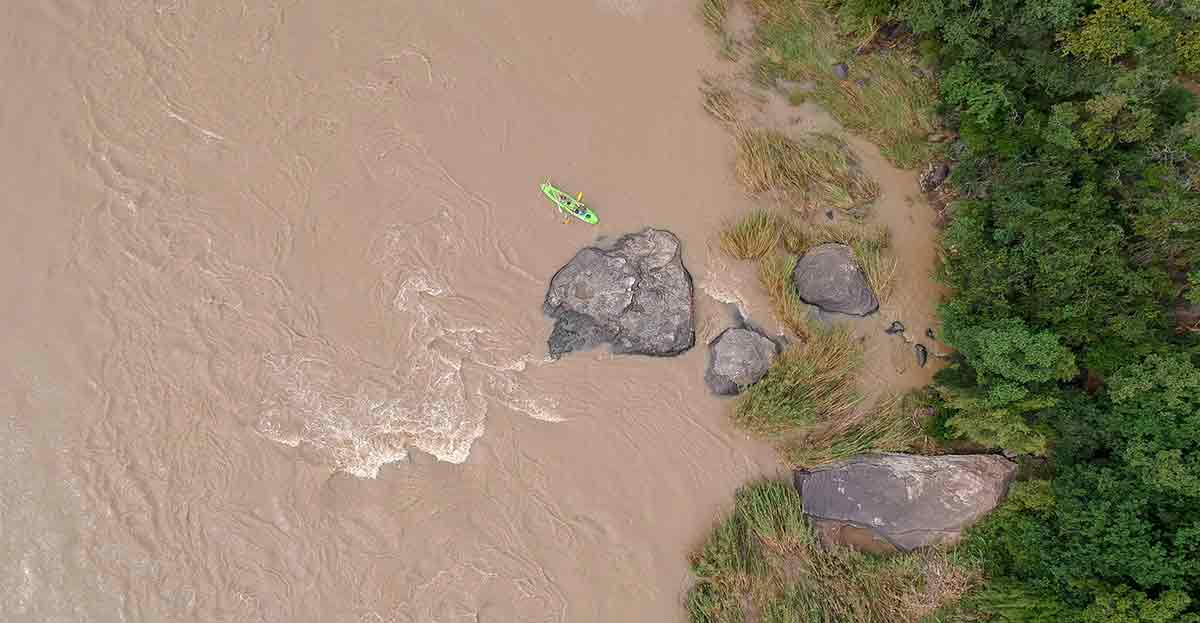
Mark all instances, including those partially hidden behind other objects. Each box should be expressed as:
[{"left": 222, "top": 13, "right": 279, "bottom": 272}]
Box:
[
  {"left": 1059, "top": 0, "right": 1171, "bottom": 64},
  {"left": 889, "top": 0, "right": 1200, "bottom": 617}
]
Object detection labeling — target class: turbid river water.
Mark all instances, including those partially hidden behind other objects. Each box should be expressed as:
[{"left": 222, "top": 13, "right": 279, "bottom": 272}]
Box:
[{"left": 0, "top": 1, "right": 942, "bottom": 621}]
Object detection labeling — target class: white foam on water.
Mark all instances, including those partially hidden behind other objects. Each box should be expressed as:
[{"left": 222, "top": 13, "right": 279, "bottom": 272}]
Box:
[
  {"left": 79, "top": 116, "right": 552, "bottom": 478},
  {"left": 699, "top": 272, "right": 745, "bottom": 306},
  {"left": 253, "top": 207, "right": 556, "bottom": 477}
]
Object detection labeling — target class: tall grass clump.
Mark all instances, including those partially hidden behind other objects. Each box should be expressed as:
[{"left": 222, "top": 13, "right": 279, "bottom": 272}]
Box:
[
  {"left": 699, "top": 0, "right": 728, "bottom": 36},
  {"left": 785, "top": 392, "right": 933, "bottom": 467},
  {"left": 687, "top": 479, "right": 981, "bottom": 623},
  {"left": 719, "top": 209, "right": 791, "bottom": 259},
  {"left": 748, "top": 0, "right": 938, "bottom": 168},
  {"left": 854, "top": 236, "right": 898, "bottom": 306},
  {"left": 757, "top": 252, "right": 810, "bottom": 338},
  {"left": 734, "top": 129, "right": 879, "bottom": 214},
  {"left": 699, "top": 0, "right": 740, "bottom": 58},
  {"left": 733, "top": 330, "right": 862, "bottom": 436},
  {"left": 699, "top": 76, "right": 737, "bottom": 125}
]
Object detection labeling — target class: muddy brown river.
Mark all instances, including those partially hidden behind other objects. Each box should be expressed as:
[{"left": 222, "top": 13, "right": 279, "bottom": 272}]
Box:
[{"left": 1, "top": 1, "right": 942, "bottom": 621}]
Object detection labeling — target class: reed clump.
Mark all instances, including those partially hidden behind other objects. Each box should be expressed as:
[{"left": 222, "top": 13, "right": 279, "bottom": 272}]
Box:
[
  {"left": 734, "top": 128, "right": 879, "bottom": 214},
  {"left": 687, "top": 479, "right": 981, "bottom": 623},
  {"left": 732, "top": 329, "right": 863, "bottom": 436},
  {"left": 748, "top": 0, "right": 939, "bottom": 169}
]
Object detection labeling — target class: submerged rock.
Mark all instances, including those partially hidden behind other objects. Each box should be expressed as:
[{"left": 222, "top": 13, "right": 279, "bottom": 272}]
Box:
[
  {"left": 915, "top": 343, "right": 928, "bottom": 367},
  {"left": 792, "top": 243, "right": 879, "bottom": 316},
  {"left": 794, "top": 453, "right": 1017, "bottom": 553},
  {"left": 544, "top": 228, "right": 694, "bottom": 358},
  {"left": 705, "top": 327, "right": 779, "bottom": 396},
  {"left": 885, "top": 320, "right": 905, "bottom": 335}
]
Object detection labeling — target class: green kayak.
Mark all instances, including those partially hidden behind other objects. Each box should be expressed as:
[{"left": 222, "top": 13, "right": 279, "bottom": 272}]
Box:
[{"left": 541, "top": 181, "right": 598, "bottom": 224}]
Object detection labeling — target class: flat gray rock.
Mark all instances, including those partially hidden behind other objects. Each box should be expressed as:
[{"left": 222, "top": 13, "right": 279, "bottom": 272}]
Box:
[
  {"left": 705, "top": 327, "right": 778, "bottom": 395},
  {"left": 544, "top": 228, "right": 694, "bottom": 358},
  {"left": 792, "top": 243, "right": 878, "bottom": 316},
  {"left": 794, "top": 453, "right": 1017, "bottom": 553}
]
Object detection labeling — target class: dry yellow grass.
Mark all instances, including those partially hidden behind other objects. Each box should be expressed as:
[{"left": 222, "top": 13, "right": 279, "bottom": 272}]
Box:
[
  {"left": 699, "top": 76, "right": 737, "bottom": 125},
  {"left": 756, "top": 252, "right": 810, "bottom": 338},
  {"left": 718, "top": 209, "right": 797, "bottom": 259},
  {"left": 734, "top": 128, "right": 879, "bottom": 214},
  {"left": 784, "top": 392, "right": 933, "bottom": 468},
  {"left": 699, "top": 0, "right": 728, "bottom": 36}
]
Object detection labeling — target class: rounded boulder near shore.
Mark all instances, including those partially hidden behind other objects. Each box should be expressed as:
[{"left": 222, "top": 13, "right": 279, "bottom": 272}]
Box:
[
  {"left": 543, "top": 228, "right": 695, "bottom": 358},
  {"left": 792, "top": 243, "right": 879, "bottom": 316},
  {"left": 705, "top": 327, "right": 779, "bottom": 396}
]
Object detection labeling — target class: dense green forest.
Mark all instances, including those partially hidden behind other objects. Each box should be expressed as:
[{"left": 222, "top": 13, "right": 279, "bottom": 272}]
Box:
[{"left": 846, "top": 0, "right": 1200, "bottom": 619}]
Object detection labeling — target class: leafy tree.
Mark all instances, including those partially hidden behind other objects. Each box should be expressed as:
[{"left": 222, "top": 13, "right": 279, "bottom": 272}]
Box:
[
  {"left": 885, "top": 0, "right": 1200, "bottom": 618},
  {"left": 940, "top": 310, "right": 1077, "bottom": 395},
  {"left": 955, "top": 355, "right": 1200, "bottom": 619},
  {"left": 1059, "top": 0, "right": 1171, "bottom": 64},
  {"left": 1079, "top": 586, "right": 1200, "bottom": 623},
  {"left": 1181, "top": 29, "right": 1200, "bottom": 74}
]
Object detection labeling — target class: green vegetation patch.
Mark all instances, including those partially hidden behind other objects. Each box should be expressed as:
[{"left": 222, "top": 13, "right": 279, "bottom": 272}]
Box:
[
  {"left": 879, "top": 0, "right": 1200, "bottom": 617},
  {"left": 687, "top": 479, "right": 981, "bottom": 623},
  {"left": 700, "top": 0, "right": 728, "bottom": 37},
  {"left": 733, "top": 329, "right": 864, "bottom": 436},
  {"left": 749, "top": 0, "right": 939, "bottom": 168},
  {"left": 731, "top": 325, "right": 929, "bottom": 467}
]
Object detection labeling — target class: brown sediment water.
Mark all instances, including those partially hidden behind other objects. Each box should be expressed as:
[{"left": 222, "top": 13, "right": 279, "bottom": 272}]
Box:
[{"left": 0, "top": 1, "right": 941, "bottom": 621}]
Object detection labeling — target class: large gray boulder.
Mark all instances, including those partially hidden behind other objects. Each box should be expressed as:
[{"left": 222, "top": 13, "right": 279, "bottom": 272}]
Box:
[
  {"left": 793, "top": 453, "right": 1017, "bottom": 553},
  {"left": 792, "top": 243, "right": 878, "bottom": 316},
  {"left": 544, "top": 228, "right": 694, "bottom": 358},
  {"left": 705, "top": 327, "right": 779, "bottom": 395}
]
